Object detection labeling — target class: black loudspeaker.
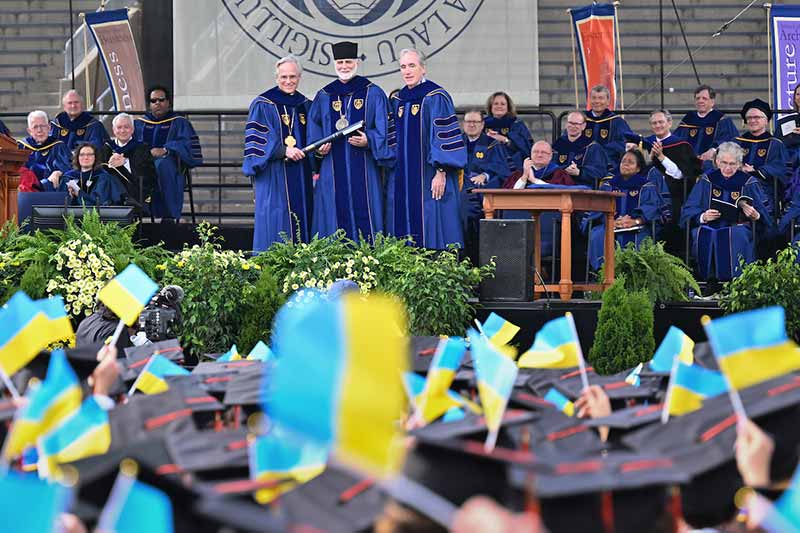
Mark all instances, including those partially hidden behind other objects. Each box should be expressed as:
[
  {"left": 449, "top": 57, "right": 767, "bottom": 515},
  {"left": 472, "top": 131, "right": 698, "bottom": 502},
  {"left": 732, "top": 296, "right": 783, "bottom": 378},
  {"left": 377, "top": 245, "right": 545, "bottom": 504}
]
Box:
[{"left": 479, "top": 219, "right": 534, "bottom": 301}]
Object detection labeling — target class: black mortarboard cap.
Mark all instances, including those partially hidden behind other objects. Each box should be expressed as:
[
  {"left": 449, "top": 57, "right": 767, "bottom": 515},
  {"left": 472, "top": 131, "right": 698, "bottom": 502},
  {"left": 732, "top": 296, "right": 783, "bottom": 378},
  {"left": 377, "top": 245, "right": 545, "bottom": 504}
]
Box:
[
  {"left": 165, "top": 428, "right": 250, "bottom": 481},
  {"left": 332, "top": 41, "right": 358, "bottom": 60},
  {"left": 410, "top": 336, "right": 444, "bottom": 372},
  {"left": 679, "top": 459, "right": 742, "bottom": 529},
  {"left": 623, "top": 132, "right": 654, "bottom": 152},
  {"left": 124, "top": 338, "right": 184, "bottom": 364},
  {"left": 741, "top": 97, "right": 773, "bottom": 121},
  {"left": 553, "top": 373, "right": 661, "bottom": 403},
  {"left": 524, "top": 366, "right": 598, "bottom": 397},
  {"left": 524, "top": 407, "right": 607, "bottom": 455},
  {"left": 192, "top": 360, "right": 262, "bottom": 375},
  {"left": 193, "top": 494, "right": 285, "bottom": 533},
  {"left": 409, "top": 408, "right": 537, "bottom": 441},
  {"left": 223, "top": 363, "right": 267, "bottom": 407}
]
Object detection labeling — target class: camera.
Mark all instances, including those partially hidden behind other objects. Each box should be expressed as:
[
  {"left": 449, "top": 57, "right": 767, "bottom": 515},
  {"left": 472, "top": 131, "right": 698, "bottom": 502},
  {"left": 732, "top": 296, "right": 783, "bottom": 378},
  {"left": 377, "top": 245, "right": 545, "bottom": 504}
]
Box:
[{"left": 137, "top": 285, "right": 184, "bottom": 341}]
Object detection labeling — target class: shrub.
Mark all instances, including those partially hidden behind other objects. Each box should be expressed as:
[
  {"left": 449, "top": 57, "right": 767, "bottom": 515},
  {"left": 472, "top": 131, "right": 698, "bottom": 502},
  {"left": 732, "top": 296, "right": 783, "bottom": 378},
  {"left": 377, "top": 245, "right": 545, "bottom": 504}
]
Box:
[
  {"left": 237, "top": 268, "right": 286, "bottom": 352},
  {"left": 590, "top": 276, "right": 655, "bottom": 375}
]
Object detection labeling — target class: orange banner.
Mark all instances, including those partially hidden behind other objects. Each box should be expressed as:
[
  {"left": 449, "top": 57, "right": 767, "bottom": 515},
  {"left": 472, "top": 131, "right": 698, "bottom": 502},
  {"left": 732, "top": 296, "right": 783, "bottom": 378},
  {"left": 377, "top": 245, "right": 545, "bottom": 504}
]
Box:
[{"left": 571, "top": 4, "right": 618, "bottom": 110}]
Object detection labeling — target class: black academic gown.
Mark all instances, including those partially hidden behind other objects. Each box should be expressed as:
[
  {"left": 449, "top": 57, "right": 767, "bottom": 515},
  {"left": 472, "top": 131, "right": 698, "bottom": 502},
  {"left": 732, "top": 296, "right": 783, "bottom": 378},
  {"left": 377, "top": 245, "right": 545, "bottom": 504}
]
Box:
[{"left": 99, "top": 139, "right": 156, "bottom": 213}]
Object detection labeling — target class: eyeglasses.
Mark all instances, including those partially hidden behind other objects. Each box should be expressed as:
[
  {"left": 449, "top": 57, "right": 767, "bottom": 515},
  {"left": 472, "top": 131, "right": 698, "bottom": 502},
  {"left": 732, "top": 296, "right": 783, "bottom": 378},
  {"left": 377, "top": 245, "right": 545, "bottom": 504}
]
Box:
[
  {"left": 745, "top": 115, "right": 766, "bottom": 121},
  {"left": 463, "top": 120, "right": 483, "bottom": 124},
  {"left": 150, "top": 97, "right": 167, "bottom": 103},
  {"left": 567, "top": 121, "right": 585, "bottom": 126}
]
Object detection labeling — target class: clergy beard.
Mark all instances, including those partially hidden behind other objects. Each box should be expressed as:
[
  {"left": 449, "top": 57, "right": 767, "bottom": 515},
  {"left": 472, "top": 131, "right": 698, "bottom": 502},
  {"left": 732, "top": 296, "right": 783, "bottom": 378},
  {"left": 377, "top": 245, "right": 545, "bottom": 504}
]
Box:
[{"left": 337, "top": 65, "right": 357, "bottom": 82}]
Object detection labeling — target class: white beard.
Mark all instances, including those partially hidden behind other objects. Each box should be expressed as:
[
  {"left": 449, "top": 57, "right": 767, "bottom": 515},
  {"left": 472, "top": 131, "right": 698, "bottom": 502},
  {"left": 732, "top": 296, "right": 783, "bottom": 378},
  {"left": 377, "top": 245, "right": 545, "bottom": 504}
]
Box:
[{"left": 337, "top": 65, "right": 358, "bottom": 82}]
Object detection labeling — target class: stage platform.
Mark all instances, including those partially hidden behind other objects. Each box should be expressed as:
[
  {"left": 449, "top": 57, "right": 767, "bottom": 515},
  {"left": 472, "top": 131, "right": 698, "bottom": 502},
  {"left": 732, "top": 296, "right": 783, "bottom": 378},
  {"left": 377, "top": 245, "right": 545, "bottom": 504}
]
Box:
[
  {"left": 138, "top": 222, "right": 255, "bottom": 251},
  {"left": 474, "top": 299, "right": 723, "bottom": 350}
]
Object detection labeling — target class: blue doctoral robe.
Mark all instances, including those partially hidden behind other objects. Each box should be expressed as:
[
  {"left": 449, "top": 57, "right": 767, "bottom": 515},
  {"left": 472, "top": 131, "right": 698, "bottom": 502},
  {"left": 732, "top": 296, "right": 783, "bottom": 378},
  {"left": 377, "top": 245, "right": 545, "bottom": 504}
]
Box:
[
  {"left": 461, "top": 132, "right": 508, "bottom": 229},
  {"left": 584, "top": 172, "right": 664, "bottom": 270},
  {"left": 243, "top": 87, "right": 314, "bottom": 252},
  {"left": 680, "top": 169, "right": 772, "bottom": 281},
  {"left": 387, "top": 80, "right": 466, "bottom": 249},
  {"left": 0, "top": 119, "right": 9, "bottom": 137},
  {"left": 308, "top": 76, "right": 392, "bottom": 243},
  {"left": 735, "top": 132, "right": 789, "bottom": 216},
  {"left": 779, "top": 185, "right": 800, "bottom": 246},
  {"left": 503, "top": 161, "right": 563, "bottom": 257},
  {"left": 484, "top": 115, "right": 532, "bottom": 173},
  {"left": 676, "top": 110, "right": 738, "bottom": 157},
  {"left": 551, "top": 134, "right": 608, "bottom": 187},
  {"left": 60, "top": 168, "right": 125, "bottom": 206},
  {"left": 583, "top": 109, "right": 632, "bottom": 169},
  {"left": 777, "top": 112, "right": 800, "bottom": 203},
  {"left": 50, "top": 111, "right": 109, "bottom": 151},
  {"left": 17, "top": 136, "right": 71, "bottom": 183},
  {"left": 134, "top": 111, "right": 203, "bottom": 219}
]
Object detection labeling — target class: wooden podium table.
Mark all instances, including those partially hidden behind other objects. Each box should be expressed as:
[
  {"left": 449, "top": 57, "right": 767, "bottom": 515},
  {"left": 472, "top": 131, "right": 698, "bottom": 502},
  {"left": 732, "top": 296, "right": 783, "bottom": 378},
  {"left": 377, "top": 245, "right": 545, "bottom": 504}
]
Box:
[
  {"left": 480, "top": 189, "right": 623, "bottom": 300},
  {"left": 0, "top": 133, "right": 28, "bottom": 226}
]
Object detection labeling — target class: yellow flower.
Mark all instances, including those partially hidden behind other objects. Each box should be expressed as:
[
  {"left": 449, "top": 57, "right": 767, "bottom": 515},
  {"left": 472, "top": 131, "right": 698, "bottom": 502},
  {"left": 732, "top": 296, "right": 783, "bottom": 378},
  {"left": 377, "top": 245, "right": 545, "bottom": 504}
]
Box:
[
  {"left": 254, "top": 264, "right": 261, "bottom": 270},
  {"left": 242, "top": 263, "right": 251, "bottom": 271},
  {"left": 177, "top": 261, "right": 185, "bottom": 268},
  {"left": 291, "top": 283, "right": 299, "bottom": 290},
  {"left": 156, "top": 264, "right": 166, "bottom": 271}
]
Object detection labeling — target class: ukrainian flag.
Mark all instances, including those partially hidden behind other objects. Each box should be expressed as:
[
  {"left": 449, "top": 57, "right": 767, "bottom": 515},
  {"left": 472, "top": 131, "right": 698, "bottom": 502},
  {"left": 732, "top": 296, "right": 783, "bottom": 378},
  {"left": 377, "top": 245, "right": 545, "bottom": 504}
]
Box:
[
  {"left": 481, "top": 312, "right": 520, "bottom": 348},
  {"left": 625, "top": 362, "right": 644, "bottom": 386},
  {"left": 97, "top": 264, "right": 159, "bottom": 326},
  {"left": 0, "top": 470, "right": 72, "bottom": 533},
  {"left": 403, "top": 372, "right": 479, "bottom": 422},
  {"left": 36, "top": 296, "right": 75, "bottom": 345},
  {"left": 246, "top": 341, "right": 273, "bottom": 361},
  {"left": 704, "top": 307, "right": 800, "bottom": 391},
  {"left": 248, "top": 428, "right": 328, "bottom": 504},
  {"left": 518, "top": 315, "right": 580, "bottom": 369},
  {"left": 217, "top": 344, "right": 241, "bottom": 362},
  {"left": 3, "top": 349, "right": 81, "bottom": 460},
  {"left": 544, "top": 388, "right": 575, "bottom": 416},
  {"left": 0, "top": 292, "right": 52, "bottom": 376},
  {"left": 469, "top": 329, "right": 518, "bottom": 434},
  {"left": 267, "top": 291, "right": 408, "bottom": 478},
  {"left": 417, "top": 337, "right": 466, "bottom": 422},
  {"left": 667, "top": 362, "right": 728, "bottom": 416},
  {"left": 37, "top": 397, "right": 111, "bottom": 477},
  {"left": 650, "top": 326, "right": 694, "bottom": 372},
  {"left": 97, "top": 460, "right": 173, "bottom": 533},
  {"left": 130, "top": 355, "right": 189, "bottom": 395}
]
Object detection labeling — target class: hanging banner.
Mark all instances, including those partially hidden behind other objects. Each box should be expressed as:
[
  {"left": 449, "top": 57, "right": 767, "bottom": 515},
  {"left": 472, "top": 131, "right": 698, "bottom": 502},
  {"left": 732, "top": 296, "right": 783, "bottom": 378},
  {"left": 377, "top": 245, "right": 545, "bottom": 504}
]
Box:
[
  {"left": 172, "top": 0, "right": 539, "bottom": 109},
  {"left": 84, "top": 9, "right": 146, "bottom": 111},
  {"left": 770, "top": 4, "right": 800, "bottom": 117},
  {"left": 569, "top": 3, "right": 619, "bottom": 110}
]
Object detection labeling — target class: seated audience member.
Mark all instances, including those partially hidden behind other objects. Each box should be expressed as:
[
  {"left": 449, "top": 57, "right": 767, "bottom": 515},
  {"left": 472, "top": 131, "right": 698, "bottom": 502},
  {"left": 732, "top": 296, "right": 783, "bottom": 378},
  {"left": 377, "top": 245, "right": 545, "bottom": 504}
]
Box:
[
  {"left": 18, "top": 110, "right": 72, "bottom": 190},
  {"left": 483, "top": 91, "right": 533, "bottom": 175},
  {"left": 680, "top": 142, "right": 772, "bottom": 281},
  {"left": 61, "top": 143, "right": 125, "bottom": 206},
  {"left": 675, "top": 85, "right": 738, "bottom": 170},
  {"left": 50, "top": 89, "right": 110, "bottom": 151},
  {"left": 584, "top": 149, "right": 666, "bottom": 270},
  {"left": 459, "top": 110, "right": 510, "bottom": 264},
  {"left": 0, "top": 119, "right": 9, "bottom": 137},
  {"left": 776, "top": 82, "right": 800, "bottom": 202},
  {"left": 778, "top": 185, "right": 800, "bottom": 246},
  {"left": 735, "top": 98, "right": 789, "bottom": 217},
  {"left": 552, "top": 111, "right": 608, "bottom": 187},
  {"left": 99, "top": 113, "right": 155, "bottom": 213},
  {"left": 583, "top": 85, "right": 633, "bottom": 169}
]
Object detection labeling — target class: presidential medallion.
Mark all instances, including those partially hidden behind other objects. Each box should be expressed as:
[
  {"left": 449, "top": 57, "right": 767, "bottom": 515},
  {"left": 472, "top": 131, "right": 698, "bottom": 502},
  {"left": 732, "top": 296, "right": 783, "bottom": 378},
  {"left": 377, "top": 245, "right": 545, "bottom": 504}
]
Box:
[
  {"left": 336, "top": 117, "right": 349, "bottom": 130},
  {"left": 285, "top": 135, "right": 297, "bottom": 148}
]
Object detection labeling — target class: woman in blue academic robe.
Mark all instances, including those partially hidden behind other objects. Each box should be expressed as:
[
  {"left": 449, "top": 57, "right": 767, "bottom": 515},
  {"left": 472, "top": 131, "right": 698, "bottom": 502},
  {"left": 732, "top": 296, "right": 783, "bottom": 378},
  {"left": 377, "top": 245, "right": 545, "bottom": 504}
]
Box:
[
  {"left": 680, "top": 142, "right": 773, "bottom": 281},
  {"left": 584, "top": 149, "right": 665, "bottom": 270},
  {"left": 62, "top": 143, "right": 125, "bottom": 206},
  {"left": 483, "top": 91, "right": 533, "bottom": 175}
]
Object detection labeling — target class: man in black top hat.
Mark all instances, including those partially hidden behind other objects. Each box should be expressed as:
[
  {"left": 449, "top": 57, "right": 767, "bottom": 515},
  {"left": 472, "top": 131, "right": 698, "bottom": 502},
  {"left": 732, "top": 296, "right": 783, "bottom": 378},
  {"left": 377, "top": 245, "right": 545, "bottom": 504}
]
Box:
[{"left": 308, "top": 41, "right": 393, "bottom": 244}]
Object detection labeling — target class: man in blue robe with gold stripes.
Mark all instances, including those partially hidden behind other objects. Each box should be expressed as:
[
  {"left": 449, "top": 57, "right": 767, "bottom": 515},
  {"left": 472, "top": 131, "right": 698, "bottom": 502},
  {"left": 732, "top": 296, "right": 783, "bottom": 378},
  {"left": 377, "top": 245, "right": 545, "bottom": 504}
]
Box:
[
  {"left": 583, "top": 85, "right": 632, "bottom": 170},
  {"left": 18, "top": 110, "right": 71, "bottom": 190},
  {"left": 309, "top": 41, "right": 392, "bottom": 244},
  {"left": 675, "top": 85, "right": 738, "bottom": 172},
  {"left": 552, "top": 111, "right": 608, "bottom": 187},
  {"left": 49, "top": 90, "right": 109, "bottom": 152},
  {"left": 134, "top": 85, "right": 203, "bottom": 222}
]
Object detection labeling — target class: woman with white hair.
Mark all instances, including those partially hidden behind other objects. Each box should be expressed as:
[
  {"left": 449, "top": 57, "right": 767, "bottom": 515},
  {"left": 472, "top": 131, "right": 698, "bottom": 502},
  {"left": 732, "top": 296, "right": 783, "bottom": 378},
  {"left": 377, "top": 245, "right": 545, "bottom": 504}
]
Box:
[{"left": 680, "top": 141, "right": 773, "bottom": 281}]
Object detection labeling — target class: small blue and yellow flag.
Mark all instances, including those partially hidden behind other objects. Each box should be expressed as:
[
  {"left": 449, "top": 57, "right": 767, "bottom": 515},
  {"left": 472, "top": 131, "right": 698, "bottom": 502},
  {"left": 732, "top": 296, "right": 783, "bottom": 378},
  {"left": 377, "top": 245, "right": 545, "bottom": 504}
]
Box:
[
  {"left": 217, "top": 344, "right": 241, "bottom": 362},
  {"left": 0, "top": 470, "right": 72, "bottom": 533},
  {"left": 704, "top": 307, "right": 800, "bottom": 391},
  {"left": 761, "top": 461, "right": 800, "bottom": 531},
  {"left": 246, "top": 341, "right": 273, "bottom": 361},
  {"left": 469, "top": 329, "right": 518, "bottom": 435},
  {"left": 3, "top": 349, "right": 81, "bottom": 460},
  {"left": 267, "top": 291, "right": 408, "bottom": 478},
  {"left": 130, "top": 355, "right": 189, "bottom": 395},
  {"left": 481, "top": 312, "right": 521, "bottom": 348},
  {"left": 416, "top": 337, "right": 467, "bottom": 422},
  {"left": 403, "top": 372, "right": 479, "bottom": 422},
  {"left": 248, "top": 427, "right": 328, "bottom": 504},
  {"left": 518, "top": 315, "right": 580, "bottom": 369},
  {"left": 625, "top": 363, "right": 644, "bottom": 387},
  {"left": 650, "top": 326, "right": 694, "bottom": 373},
  {"left": 97, "top": 460, "right": 174, "bottom": 533},
  {"left": 543, "top": 388, "right": 575, "bottom": 416},
  {"left": 36, "top": 296, "right": 75, "bottom": 344},
  {"left": 97, "top": 263, "right": 159, "bottom": 326},
  {"left": 37, "top": 396, "right": 111, "bottom": 477},
  {"left": 667, "top": 362, "right": 728, "bottom": 416},
  {"left": 0, "top": 292, "right": 52, "bottom": 376}
]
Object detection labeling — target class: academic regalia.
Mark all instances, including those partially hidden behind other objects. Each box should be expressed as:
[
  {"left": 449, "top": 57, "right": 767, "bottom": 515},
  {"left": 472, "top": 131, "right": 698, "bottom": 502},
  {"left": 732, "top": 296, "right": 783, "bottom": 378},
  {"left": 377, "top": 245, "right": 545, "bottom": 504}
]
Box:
[
  {"left": 308, "top": 76, "right": 392, "bottom": 243},
  {"left": 584, "top": 172, "right": 664, "bottom": 270},
  {"left": 0, "top": 119, "right": 9, "bottom": 137},
  {"left": 243, "top": 87, "right": 314, "bottom": 252},
  {"left": 17, "top": 135, "right": 72, "bottom": 184},
  {"left": 779, "top": 186, "right": 800, "bottom": 247},
  {"left": 387, "top": 80, "right": 466, "bottom": 249},
  {"left": 735, "top": 132, "right": 789, "bottom": 216},
  {"left": 503, "top": 161, "right": 564, "bottom": 257},
  {"left": 583, "top": 109, "right": 633, "bottom": 168},
  {"left": 675, "top": 110, "right": 738, "bottom": 157},
  {"left": 551, "top": 134, "right": 609, "bottom": 187},
  {"left": 680, "top": 169, "right": 772, "bottom": 281},
  {"left": 60, "top": 168, "right": 125, "bottom": 206},
  {"left": 484, "top": 115, "right": 533, "bottom": 173},
  {"left": 98, "top": 139, "right": 155, "bottom": 213},
  {"left": 460, "top": 132, "right": 510, "bottom": 262},
  {"left": 49, "top": 111, "right": 109, "bottom": 151},
  {"left": 777, "top": 112, "right": 800, "bottom": 202},
  {"left": 134, "top": 111, "right": 203, "bottom": 220}
]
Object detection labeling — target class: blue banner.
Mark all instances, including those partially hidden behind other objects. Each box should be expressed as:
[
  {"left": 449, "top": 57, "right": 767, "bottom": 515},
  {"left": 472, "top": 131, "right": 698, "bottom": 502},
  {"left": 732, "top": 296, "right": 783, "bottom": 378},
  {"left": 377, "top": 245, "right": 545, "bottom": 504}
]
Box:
[{"left": 770, "top": 5, "right": 800, "bottom": 117}]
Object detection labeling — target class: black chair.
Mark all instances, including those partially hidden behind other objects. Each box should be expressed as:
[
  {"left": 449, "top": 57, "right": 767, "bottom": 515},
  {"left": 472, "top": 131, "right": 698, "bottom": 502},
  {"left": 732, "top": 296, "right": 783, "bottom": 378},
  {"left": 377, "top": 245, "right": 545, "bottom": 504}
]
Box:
[{"left": 178, "top": 160, "right": 197, "bottom": 226}]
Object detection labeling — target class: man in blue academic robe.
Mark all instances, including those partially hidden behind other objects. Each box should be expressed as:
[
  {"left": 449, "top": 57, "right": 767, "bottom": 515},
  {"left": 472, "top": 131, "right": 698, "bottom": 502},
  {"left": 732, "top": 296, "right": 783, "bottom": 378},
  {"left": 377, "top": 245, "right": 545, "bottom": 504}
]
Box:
[
  {"left": 460, "top": 109, "right": 510, "bottom": 263},
  {"left": 387, "top": 48, "right": 466, "bottom": 249},
  {"left": 135, "top": 85, "right": 203, "bottom": 222},
  {"left": 583, "top": 85, "right": 632, "bottom": 169},
  {"left": 735, "top": 98, "right": 789, "bottom": 218},
  {"left": 49, "top": 90, "right": 109, "bottom": 151},
  {"left": 243, "top": 57, "right": 314, "bottom": 252},
  {"left": 552, "top": 111, "right": 608, "bottom": 187},
  {"left": 675, "top": 85, "right": 738, "bottom": 173},
  {"left": 0, "top": 119, "right": 9, "bottom": 137},
  {"left": 18, "top": 110, "right": 72, "bottom": 190},
  {"left": 680, "top": 143, "right": 772, "bottom": 281},
  {"left": 309, "top": 41, "right": 392, "bottom": 243}
]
